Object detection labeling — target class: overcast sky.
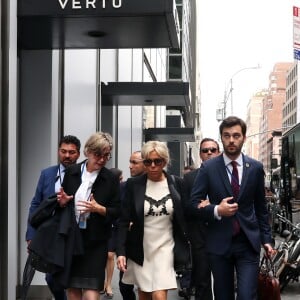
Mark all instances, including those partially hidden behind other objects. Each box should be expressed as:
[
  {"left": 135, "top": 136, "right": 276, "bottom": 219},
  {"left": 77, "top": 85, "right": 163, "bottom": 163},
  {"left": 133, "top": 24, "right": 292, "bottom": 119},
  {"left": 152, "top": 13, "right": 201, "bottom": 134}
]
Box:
[{"left": 198, "top": 0, "right": 295, "bottom": 140}]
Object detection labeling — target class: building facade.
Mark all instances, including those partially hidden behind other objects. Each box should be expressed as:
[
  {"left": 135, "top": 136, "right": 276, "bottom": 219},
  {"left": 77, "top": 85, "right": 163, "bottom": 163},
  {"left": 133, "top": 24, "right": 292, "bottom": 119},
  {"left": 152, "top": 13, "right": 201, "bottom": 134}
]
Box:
[
  {"left": 258, "top": 62, "right": 293, "bottom": 176},
  {"left": 0, "top": 1, "right": 200, "bottom": 298},
  {"left": 245, "top": 90, "right": 267, "bottom": 160},
  {"left": 283, "top": 61, "right": 299, "bottom": 133}
]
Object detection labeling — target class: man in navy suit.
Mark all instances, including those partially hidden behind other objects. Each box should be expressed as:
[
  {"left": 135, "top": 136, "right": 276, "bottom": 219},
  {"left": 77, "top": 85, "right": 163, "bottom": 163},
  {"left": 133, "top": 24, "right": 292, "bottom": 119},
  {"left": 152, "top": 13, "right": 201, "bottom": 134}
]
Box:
[
  {"left": 190, "top": 116, "right": 274, "bottom": 300},
  {"left": 26, "top": 135, "right": 81, "bottom": 300}
]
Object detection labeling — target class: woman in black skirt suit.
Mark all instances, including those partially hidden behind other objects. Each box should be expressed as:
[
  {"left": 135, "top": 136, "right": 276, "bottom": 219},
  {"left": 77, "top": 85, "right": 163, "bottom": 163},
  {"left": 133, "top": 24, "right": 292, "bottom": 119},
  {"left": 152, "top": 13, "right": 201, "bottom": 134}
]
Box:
[{"left": 57, "top": 132, "right": 120, "bottom": 300}]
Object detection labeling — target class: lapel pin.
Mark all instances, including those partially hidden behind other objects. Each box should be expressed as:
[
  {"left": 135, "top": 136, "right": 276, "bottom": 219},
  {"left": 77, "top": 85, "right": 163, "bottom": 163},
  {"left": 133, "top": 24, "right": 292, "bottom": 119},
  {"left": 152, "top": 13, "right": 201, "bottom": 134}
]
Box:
[{"left": 245, "top": 163, "right": 250, "bottom": 168}]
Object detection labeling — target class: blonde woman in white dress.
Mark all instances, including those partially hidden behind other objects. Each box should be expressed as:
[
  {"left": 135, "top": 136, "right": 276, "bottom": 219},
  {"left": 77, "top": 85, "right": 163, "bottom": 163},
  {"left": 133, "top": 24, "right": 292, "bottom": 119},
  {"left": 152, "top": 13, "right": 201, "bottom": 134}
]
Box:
[{"left": 117, "top": 141, "right": 190, "bottom": 300}]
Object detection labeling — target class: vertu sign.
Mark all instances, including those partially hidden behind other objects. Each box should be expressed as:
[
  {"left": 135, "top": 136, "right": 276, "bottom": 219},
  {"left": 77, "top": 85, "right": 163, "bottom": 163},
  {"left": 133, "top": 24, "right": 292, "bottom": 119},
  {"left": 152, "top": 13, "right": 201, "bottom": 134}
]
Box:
[
  {"left": 58, "top": 0, "right": 122, "bottom": 10},
  {"left": 18, "top": 0, "right": 166, "bottom": 15},
  {"left": 18, "top": 0, "right": 180, "bottom": 49}
]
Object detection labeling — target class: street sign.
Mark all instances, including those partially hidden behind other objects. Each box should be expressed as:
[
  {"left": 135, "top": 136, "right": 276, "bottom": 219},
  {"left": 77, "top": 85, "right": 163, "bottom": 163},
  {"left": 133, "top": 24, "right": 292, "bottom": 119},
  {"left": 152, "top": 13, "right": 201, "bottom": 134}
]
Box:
[
  {"left": 293, "top": 6, "right": 300, "bottom": 60},
  {"left": 294, "top": 49, "right": 300, "bottom": 60}
]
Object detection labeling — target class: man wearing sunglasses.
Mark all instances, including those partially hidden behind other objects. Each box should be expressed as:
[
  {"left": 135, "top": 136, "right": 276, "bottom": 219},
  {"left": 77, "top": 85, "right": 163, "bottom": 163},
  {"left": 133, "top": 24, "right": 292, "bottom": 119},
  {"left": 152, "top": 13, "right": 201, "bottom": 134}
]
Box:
[
  {"left": 119, "top": 151, "right": 146, "bottom": 300},
  {"left": 182, "top": 138, "right": 220, "bottom": 300}
]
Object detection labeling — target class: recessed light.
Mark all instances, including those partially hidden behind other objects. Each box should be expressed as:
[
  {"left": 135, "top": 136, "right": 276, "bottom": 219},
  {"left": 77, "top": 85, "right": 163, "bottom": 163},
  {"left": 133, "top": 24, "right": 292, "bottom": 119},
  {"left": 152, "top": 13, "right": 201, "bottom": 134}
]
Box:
[{"left": 87, "top": 31, "right": 106, "bottom": 38}]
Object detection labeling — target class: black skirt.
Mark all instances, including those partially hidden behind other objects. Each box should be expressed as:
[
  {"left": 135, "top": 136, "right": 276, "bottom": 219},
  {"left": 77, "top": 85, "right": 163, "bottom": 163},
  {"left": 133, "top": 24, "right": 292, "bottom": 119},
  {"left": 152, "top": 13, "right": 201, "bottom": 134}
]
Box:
[{"left": 68, "top": 239, "right": 108, "bottom": 290}]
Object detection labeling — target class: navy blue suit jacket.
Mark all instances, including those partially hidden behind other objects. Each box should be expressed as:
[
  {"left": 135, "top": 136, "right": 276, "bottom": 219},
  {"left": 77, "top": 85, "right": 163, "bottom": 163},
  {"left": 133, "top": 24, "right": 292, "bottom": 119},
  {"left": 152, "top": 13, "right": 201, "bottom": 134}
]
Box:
[
  {"left": 26, "top": 165, "right": 59, "bottom": 241},
  {"left": 190, "top": 154, "right": 272, "bottom": 255}
]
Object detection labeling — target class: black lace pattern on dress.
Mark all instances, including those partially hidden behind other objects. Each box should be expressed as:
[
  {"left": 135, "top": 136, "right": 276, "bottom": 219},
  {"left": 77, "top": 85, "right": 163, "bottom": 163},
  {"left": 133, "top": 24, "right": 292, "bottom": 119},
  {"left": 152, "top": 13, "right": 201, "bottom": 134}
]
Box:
[{"left": 144, "top": 194, "right": 172, "bottom": 217}]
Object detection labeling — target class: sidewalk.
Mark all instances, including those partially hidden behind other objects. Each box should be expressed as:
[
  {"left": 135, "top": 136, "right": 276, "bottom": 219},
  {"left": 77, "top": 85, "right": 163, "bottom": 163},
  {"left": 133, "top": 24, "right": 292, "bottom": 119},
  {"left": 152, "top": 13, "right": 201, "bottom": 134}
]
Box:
[{"left": 108, "top": 266, "right": 299, "bottom": 300}]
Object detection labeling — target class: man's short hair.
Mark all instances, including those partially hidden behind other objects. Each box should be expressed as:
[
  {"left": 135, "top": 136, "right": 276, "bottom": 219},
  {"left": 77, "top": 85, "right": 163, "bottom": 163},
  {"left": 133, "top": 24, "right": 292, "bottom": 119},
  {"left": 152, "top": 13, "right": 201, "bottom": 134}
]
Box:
[
  {"left": 59, "top": 135, "right": 81, "bottom": 152},
  {"left": 219, "top": 116, "right": 247, "bottom": 136}
]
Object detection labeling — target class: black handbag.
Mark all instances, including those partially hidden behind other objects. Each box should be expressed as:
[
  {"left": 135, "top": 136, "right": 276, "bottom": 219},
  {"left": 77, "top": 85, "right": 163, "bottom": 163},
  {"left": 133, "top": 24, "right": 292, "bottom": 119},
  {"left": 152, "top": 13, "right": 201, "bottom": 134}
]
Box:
[
  {"left": 27, "top": 250, "right": 62, "bottom": 274},
  {"left": 174, "top": 237, "right": 193, "bottom": 273},
  {"left": 29, "top": 195, "right": 58, "bottom": 228}
]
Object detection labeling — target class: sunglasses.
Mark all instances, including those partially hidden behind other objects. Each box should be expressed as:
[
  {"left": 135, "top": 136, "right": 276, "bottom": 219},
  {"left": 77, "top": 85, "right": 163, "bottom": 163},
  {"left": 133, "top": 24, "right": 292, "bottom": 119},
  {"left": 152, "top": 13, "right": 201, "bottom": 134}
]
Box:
[
  {"left": 143, "top": 158, "right": 165, "bottom": 166},
  {"left": 201, "top": 147, "right": 218, "bottom": 154}
]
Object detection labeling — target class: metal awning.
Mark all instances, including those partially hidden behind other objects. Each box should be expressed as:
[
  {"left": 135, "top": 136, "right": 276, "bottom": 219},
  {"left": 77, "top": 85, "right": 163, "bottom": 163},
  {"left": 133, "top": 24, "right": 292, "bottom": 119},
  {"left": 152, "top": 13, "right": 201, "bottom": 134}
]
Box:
[
  {"left": 144, "top": 128, "right": 195, "bottom": 143},
  {"left": 101, "top": 82, "right": 189, "bottom": 107},
  {"left": 18, "top": 0, "right": 180, "bottom": 49}
]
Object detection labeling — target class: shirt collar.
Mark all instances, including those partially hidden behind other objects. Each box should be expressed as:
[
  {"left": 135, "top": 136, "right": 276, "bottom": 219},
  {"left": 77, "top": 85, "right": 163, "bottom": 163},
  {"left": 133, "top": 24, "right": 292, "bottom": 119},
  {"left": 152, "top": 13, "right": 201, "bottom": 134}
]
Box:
[
  {"left": 58, "top": 163, "right": 66, "bottom": 173},
  {"left": 223, "top": 153, "right": 243, "bottom": 167}
]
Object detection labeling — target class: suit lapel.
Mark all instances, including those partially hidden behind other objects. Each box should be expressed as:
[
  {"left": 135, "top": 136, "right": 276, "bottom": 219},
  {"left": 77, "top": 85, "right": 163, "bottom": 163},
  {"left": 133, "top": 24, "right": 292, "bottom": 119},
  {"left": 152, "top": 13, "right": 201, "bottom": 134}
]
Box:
[
  {"left": 239, "top": 154, "right": 251, "bottom": 199},
  {"left": 48, "top": 166, "right": 60, "bottom": 195},
  {"left": 216, "top": 155, "right": 232, "bottom": 196}
]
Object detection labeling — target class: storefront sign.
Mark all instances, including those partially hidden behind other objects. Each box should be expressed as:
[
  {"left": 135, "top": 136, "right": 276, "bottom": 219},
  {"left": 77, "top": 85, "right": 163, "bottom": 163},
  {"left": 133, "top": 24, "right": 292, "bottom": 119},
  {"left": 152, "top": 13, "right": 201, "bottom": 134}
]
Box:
[
  {"left": 18, "top": 0, "right": 170, "bottom": 15},
  {"left": 58, "top": 0, "right": 122, "bottom": 10},
  {"left": 18, "top": 0, "right": 180, "bottom": 49}
]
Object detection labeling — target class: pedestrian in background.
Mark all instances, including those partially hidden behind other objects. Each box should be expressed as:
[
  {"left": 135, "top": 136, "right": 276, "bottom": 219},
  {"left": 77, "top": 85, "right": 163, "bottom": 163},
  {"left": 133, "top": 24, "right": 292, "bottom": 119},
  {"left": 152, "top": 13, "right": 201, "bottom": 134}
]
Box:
[
  {"left": 26, "top": 135, "right": 81, "bottom": 300},
  {"left": 118, "top": 151, "right": 146, "bottom": 300},
  {"left": 99, "top": 167, "right": 124, "bottom": 298},
  {"left": 182, "top": 137, "right": 220, "bottom": 300}
]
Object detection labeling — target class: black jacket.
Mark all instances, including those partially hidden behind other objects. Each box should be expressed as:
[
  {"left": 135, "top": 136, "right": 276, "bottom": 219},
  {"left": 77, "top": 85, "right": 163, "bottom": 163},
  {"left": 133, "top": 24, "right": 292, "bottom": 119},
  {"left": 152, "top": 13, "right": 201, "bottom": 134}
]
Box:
[
  {"left": 116, "top": 172, "right": 191, "bottom": 271},
  {"left": 28, "top": 161, "right": 121, "bottom": 287},
  {"left": 28, "top": 202, "right": 84, "bottom": 287},
  {"left": 62, "top": 161, "right": 121, "bottom": 241}
]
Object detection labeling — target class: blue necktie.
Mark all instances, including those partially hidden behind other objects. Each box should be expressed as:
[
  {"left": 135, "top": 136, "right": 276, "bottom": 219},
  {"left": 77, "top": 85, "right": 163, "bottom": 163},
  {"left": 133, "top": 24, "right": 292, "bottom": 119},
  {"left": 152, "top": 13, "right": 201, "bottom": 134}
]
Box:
[{"left": 231, "top": 161, "right": 240, "bottom": 236}]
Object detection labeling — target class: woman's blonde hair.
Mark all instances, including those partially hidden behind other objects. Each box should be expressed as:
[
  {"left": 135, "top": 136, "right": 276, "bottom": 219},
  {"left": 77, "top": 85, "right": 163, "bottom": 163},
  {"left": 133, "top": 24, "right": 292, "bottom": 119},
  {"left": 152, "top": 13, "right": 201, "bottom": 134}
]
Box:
[
  {"left": 83, "top": 132, "right": 113, "bottom": 156},
  {"left": 141, "top": 141, "right": 170, "bottom": 165}
]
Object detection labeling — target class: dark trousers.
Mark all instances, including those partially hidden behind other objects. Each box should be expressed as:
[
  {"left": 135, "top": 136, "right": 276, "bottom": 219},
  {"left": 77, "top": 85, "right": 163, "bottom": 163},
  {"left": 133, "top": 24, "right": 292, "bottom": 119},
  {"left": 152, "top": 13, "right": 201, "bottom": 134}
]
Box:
[
  {"left": 189, "top": 221, "right": 213, "bottom": 300},
  {"left": 45, "top": 273, "right": 66, "bottom": 300},
  {"left": 119, "top": 271, "right": 136, "bottom": 300},
  {"left": 192, "top": 246, "right": 213, "bottom": 300},
  {"left": 208, "top": 232, "right": 260, "bottom": 300}
]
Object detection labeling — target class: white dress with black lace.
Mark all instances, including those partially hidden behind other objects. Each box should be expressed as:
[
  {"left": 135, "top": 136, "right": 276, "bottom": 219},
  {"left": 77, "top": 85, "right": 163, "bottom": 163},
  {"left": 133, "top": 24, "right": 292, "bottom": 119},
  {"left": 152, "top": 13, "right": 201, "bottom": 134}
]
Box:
[{"left": 122, "top": 178, "right": 177, "bottom": 292}]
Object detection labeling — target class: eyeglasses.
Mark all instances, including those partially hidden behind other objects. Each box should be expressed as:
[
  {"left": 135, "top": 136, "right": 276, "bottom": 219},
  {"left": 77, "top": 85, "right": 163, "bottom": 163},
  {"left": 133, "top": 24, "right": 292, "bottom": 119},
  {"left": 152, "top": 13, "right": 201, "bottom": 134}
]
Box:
[
  {"left": 94, "top": 152, "right": 112, "bottom": 161},
  {"left": 201, "top": 147, "right": 218, "bottom": 154},
  {"left": 143, "top": 158, "right": 165, "bottom": 166},
  {"left": 130, "top": 159, "right": 143, "bottom": 165}
]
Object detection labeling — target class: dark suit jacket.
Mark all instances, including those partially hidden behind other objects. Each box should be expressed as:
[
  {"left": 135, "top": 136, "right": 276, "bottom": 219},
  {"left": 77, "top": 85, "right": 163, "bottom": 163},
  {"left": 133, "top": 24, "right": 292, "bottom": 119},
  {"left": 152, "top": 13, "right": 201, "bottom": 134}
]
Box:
[
  {"left": 184, "top": 169, "right": 208, "bottom": 249},
  {"left": 62, "top": 160, "right": 121, "bottom": 241},
  {"left": 117, "top": 172, "right": 190, "bottom": 270},
  {"left": 28, "top": 202, "right": 84, "bottom": 287},
  {"left": 26, "top": 165, "right": 59, "bottom": 241},
  {"left": 190, "top": 154, "right": 272, "bottom": 255}
]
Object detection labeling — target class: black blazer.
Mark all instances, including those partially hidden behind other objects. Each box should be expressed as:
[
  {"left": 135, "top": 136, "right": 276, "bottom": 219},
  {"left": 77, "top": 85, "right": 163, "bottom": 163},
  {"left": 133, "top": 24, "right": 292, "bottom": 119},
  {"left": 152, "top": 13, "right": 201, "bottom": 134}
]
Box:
[
  {"left": 62, "top": 160, "right": 121, "bottom": 241},
  {"left": 116, "top": 172, "right": 190, "bottom": 270},
  {"left": 28, "top": 202, "right": 84, "bottom": 287},
  {"left": 183, "top": 169, "right": 209, "bottom": 249}
]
